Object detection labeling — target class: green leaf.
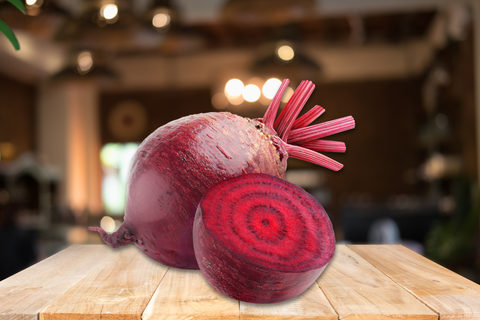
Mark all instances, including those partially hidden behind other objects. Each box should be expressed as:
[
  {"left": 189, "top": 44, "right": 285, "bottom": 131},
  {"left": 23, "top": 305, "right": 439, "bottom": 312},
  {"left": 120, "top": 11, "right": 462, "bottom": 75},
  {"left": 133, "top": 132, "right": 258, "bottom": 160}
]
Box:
[
  {"left": 7, "top": 0, "right": 25, "bottom": 14},
  {"left": 0, "top": 18, "right": 20, "bottom": 51}
]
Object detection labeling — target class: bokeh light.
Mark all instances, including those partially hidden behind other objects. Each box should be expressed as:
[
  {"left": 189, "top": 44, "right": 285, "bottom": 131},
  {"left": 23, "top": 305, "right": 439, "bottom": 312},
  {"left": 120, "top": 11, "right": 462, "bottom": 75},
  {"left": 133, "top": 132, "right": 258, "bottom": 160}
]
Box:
[
  {"left": 212, "top": 92, "right": 229, "bottom": 110},
  {"left": 100, "top": 216, "right": 116, "bottom": 233},
  {"left": 153, "top": 13, "right": 171, "bottom": 28},
  {"left": 225, "top": 79, "right": 244, "bottom": 97},
  {"left": 100, "top": 143, "right": 121, "bottom": 168},
  {"left": 66, "top": 227, "right": 89, "bottom": 244},
  {"left": 435, "top": 113, "right": 449, "bottom": 129},
  {"left": 243, "top": 84, "right": 261, "bottom": 102},
  {"left": 77, "top": 51, "right": 93, "bottom": 74},
  {"left": 262, "top": 78, "right": 281, "bottom": 99},
  {"left": 227, "top": 94, "right": 244, "bottom": 105},
  {"left": 100, "top": 4, "right": 118, "bottom": 20},
  {"left": 277, "top": 45, "right": 295, "bottom": 61}
]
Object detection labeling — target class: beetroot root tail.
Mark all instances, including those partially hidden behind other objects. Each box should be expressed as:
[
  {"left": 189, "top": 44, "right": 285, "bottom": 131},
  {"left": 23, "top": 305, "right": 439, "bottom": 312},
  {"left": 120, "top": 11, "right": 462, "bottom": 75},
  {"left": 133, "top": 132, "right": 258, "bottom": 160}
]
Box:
[{"left": 88, "top": 223, "right": 135, "bottom": 249}]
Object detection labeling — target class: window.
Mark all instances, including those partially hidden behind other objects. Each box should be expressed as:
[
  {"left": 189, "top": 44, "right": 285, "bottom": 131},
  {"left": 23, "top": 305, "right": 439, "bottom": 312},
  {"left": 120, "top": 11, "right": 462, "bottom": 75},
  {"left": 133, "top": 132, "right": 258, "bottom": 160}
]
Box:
[{"left": 100, "top": 143, "right": 138, "bottom": 215}]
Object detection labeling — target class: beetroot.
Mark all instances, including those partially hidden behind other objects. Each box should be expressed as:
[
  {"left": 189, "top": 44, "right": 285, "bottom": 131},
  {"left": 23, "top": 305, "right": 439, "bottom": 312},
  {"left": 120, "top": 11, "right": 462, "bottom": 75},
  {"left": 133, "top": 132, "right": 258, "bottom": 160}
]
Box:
[
  {"left": 89, "top": 79, "right": 354, "bottom": 269},
  {"left": 193, "top": 173, "right": 335, "bottom": 303}
]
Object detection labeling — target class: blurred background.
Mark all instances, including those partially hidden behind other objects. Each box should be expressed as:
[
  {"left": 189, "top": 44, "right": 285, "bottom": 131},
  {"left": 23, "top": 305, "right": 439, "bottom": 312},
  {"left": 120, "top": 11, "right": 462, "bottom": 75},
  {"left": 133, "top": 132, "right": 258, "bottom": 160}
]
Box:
[{"left": 0, "top": 0, "right": 479, "bottom": 283}]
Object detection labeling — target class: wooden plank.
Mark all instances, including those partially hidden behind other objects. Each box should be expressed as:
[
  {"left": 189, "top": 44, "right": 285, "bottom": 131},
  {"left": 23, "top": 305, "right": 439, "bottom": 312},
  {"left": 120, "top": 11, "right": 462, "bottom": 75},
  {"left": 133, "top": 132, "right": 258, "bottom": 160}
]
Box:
[
  {"left": 40, "top": 245, "right": 169, "bottom": 320},
  {"left": 0, "top": 245, "right": 116, "bottom": 320},
  {"left": 318, "top": 245, "right": 438, "bottom": 320},
  {"left": 350, "top": 245, "right": 480, "bottom": 320},
  {"left": 142, "top": 268, "right": 239, "bottom": 320},
  {"left": 240, "top": 282, "right": 338, "bottom": 320}
]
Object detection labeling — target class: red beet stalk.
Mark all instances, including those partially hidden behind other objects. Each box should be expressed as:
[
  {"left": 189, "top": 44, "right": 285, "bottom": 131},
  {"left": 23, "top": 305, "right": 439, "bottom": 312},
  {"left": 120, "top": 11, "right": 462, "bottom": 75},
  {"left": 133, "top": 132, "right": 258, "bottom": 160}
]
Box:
[
  {"left": 292, "top": 105, "right": 325, "bottom": 130},
  {"left": 193, "top": 173, "right": 335, "bottom": 303},
  {"left": 263, "top": 79, "right": 355, "bottom": 171}
]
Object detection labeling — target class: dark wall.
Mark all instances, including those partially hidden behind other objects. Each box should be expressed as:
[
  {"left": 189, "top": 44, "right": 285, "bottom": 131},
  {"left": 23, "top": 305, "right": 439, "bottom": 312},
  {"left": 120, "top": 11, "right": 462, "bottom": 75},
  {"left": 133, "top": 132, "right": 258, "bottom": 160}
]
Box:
[
  {"left": 306, "top": 79, "right": 424, "bottom": 230},
  {"left": 310, "top": 79, "right": 422, "bottom": 200},
  {"left": 100, "top": 88, "right": 216, "bottom": 144},
  {"left": 0, "top": 73, "right": 36, "bottom": 161},
  {"left": 435, "top": 30, "right": 477, "bottom": 180}
]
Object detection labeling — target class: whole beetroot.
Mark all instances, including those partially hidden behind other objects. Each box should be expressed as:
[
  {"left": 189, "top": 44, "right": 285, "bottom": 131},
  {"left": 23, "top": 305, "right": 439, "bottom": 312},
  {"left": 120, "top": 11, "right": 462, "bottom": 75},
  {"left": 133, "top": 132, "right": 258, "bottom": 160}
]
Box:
[{"left": 89, "top": 79, "right": 354, "bottom": 269}]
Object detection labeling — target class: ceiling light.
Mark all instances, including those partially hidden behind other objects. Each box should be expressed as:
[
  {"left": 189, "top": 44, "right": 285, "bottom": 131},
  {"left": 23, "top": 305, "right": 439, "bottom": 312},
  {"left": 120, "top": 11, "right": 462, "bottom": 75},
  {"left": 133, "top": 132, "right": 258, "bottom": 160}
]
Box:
[
  {"left": 277, "top": 45, "right": 294, "bottom": 61},
  {"left": 153, "top": 12, "right": 171, "bottom": 28},
  {"left": 100, "top": 4, "right": 118, "bottom": 20},
  {"left": 262, "top": 78, "right": 281, "bottom": 99},
  {"left": 26, "top": 0, "right": 43, "bottom": 7},
  {"left": 225, "top": 79, "right": 244, "bottom": 97},
  {"left": 77, "top": 51, "right": 93, "bottom": 74},
  {"left": 252, "top": 43, "right": 321, "bottom": 82},
  {"left": 25, "top": 0, "right": 42, "bottom": 15},
  {"left": 243, "top": 84, "right": 261, "bottom": 102}
]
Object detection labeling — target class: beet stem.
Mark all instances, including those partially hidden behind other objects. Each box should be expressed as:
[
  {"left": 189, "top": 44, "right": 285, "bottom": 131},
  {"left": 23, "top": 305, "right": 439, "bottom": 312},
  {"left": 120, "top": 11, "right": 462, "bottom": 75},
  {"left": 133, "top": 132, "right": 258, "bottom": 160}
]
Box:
[
  {"left": 298, "top": 140, "right": 346, "bottom": 153},
  {"left": 285, "top": 144, "right": 344, "bottom": 171},
  {"left": 273, "top": 81, "right": 306, "bottom": 130},
  {"left": 287, "top": 116, "right": 355, "bottom": 144},
  {"left": 261, "top": 78, "right": 355, "bottom": 171},
  {"left": 263, "top": 79, "right": 290, "bottom": 132},
  {"left": 278, "top": 82, "right": 315, "bottom": 142},
  {"left": 274, "top": 81, "right": 312, "bottom": 139},
  {"left": 291, "top": 105, "right": 325, "bottom": 130}
]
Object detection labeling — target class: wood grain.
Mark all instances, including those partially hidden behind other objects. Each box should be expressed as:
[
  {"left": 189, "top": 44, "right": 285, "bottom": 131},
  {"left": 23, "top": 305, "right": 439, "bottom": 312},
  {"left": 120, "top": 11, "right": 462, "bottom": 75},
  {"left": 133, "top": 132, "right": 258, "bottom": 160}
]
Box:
[
  {"left": 142, "top": 268, "right": 239, "bottom": 320},
  {"left": 350, "top": 245, "right": 480, "bottom": 320},
  {"left": 318, "top": 245, "right": 438, "bottom": 320},
  {"left": 2, "top": 244, "right": 480, "bottom": 319},
  {"left": 0, "top": 245, "right": 116, "bottom": 320},
  {"left": 40, "top": 245, "right": 169, "bottom": 320},
  {"left": 240, "top": 281, "right": 338, "bottom": 320}
]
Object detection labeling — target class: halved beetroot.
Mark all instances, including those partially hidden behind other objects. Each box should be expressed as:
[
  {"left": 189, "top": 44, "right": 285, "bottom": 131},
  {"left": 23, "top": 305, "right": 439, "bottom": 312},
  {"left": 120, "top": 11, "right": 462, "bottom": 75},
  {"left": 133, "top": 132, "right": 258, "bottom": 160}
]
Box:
[{"left": 193, "top": 173, "right": 335, "bottom": 303}]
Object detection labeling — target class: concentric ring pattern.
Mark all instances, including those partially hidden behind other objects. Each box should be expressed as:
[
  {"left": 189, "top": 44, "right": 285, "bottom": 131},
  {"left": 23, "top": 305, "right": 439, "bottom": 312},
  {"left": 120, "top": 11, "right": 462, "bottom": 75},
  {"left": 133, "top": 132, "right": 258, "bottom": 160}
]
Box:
[{"left": 200, "top": 173, "right": 335, "bottom": 272}]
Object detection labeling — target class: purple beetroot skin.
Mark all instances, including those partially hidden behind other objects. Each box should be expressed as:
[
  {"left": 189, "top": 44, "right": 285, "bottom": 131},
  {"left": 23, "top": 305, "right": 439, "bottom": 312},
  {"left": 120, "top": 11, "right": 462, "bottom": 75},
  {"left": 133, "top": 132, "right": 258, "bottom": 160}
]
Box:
[
  {"left": 193, "top": 173, "right": 336, "bottom": 303},
  {"left": 89, "top": 79, "right": 354, "bottom": 270},
  {"left": 90, "top": 113, "right": 287, "bottom": 269}
]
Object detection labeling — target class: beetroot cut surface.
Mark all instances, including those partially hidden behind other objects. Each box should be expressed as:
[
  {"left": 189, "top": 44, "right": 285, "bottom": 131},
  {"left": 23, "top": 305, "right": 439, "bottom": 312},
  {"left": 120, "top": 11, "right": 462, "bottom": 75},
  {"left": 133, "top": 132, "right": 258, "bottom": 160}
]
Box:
[{"left": 193, "top": 173, "right": 336, "bottom": 304}]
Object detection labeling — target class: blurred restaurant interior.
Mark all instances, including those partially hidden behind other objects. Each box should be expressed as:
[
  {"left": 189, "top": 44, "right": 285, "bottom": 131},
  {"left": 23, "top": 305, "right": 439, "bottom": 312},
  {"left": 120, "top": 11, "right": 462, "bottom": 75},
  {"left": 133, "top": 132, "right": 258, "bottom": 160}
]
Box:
[{"left": 1, "top": 0, "right": 480, "bottom": 283}]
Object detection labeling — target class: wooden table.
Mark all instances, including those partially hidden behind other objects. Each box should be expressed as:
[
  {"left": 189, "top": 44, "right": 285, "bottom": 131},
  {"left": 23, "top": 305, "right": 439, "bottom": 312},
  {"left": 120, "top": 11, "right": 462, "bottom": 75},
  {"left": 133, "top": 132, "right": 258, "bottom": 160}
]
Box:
[{"left": 1, "top": 245, "right": 479, "bottom": 320}]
